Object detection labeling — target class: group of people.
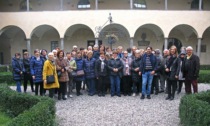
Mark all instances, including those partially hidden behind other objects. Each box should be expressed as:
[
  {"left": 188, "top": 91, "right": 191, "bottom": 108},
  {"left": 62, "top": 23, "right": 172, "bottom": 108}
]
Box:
[{"left": 12, "top": 44, "right": 200, "bottom": 101}]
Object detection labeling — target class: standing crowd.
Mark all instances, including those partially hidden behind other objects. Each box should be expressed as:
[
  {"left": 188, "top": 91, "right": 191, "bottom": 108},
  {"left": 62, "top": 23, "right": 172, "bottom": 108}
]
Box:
[{"left": 12, "top": 44, "right": 200, "bottom": 100}]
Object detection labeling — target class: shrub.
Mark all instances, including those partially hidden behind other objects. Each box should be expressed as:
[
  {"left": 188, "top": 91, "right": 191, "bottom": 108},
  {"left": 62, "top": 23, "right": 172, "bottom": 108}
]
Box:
[
  {"left": 0, "top": 72, "right": 15, "bottom": 85},
  {"left": 0, "top": 84, "right": 56, "bottom": 126},
  {"left": 200, "top": 65, "right": 210, "bottom": 70},
  {"left": 0, "top": 66, "right": 7, "bottom": 72},
  {"left": 179, "top": 91, "right": 210, "bottom": 126},
  {"left": 198, "top": 70, "right": 210, "bottom": 83}
]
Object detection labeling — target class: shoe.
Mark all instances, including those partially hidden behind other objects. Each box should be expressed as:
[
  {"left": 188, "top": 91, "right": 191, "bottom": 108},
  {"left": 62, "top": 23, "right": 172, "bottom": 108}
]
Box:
[
  {"left": 147, "top": 95, "right": 151, "bottom": 99},
  {"left": 117, "top": 94, "right": 121, "bottom": 97},
  {"left": 170, "top": 97, "right": 174, "bottom": 100},
  {"left": 69, "top": 95, "right": 73, "bottom": 98},
  {"left": 165, "top": 96, "right": 170, "bottom": 100},
  {"left": 177, "top": 91, "right": 181, "bottom": 94},
  {"left": 155, "top": 92, "right": 158, "bottom": 95},
  {"left": 62, "top": 97, "right": 67, "bottom": 100},
  {"left": 132, "top": 93, "right": 136, "bottom": 97},
  {"left": 58, "top": 95, "right": 61, "bottom": 100},
  {"left": 111, "top": 94, "right": 114, "bottom": 97},
  {"left": 128, "top": 93, "right": 131, "bottom": 96},
  {"left": 140, "top": 95, "right": 145, "bottom": 99},
  {"left": 79, "top": 92, "right": 83, "bottom": 95},
  {"left": 77, "top": 93, "right": 80, "bottom": 96},
  {"left": 102, "top": 94, "right": 105, "bottom": 97},
  {"left": 98, "top": 94, "right": 102, "bottom": 97},
  {"left": 159, "top": 90, "right": 164, "bottom": 93}
]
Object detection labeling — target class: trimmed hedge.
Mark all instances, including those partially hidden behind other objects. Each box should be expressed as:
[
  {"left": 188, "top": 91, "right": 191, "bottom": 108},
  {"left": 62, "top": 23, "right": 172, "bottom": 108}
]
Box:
[
  {"left": 179, "top": 91, "right": 210, "bottom": 126},
  {"left": 0, "top": 84, "right": 56, "bottom": 126},
  {"left": 0, "top": 72, "right": 15, "bottom": 85},
  {"left": 200, "top": 65, "right": 210, "bottom": 70},
  {"left": 198, "top": 70, "right": 210, "bottom": 83}
]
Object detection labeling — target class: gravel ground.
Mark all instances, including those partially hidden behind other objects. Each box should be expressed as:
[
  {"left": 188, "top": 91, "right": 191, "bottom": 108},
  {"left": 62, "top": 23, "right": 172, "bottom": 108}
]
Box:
[{"left": 9, "top": 84, "right": 210, "bottom": 126}]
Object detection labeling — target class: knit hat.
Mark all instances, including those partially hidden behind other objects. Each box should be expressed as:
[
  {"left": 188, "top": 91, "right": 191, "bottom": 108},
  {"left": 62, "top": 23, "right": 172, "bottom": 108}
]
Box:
[{"left": 180, "top": 50, "right": 186, "bottom": 55}]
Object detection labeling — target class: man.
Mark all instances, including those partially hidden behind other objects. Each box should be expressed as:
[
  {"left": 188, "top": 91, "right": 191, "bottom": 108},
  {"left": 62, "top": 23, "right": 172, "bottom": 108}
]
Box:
[
  {"left": 93, "top": 45, "right": 100, "bottom": 60},
  {"left": 139, "top": 46, "right": 157, "bottom": 99},
  {"left": 183, "top": 46, "right": 200, "bottom": 94},
  {"left": 159, "top": 49, "right": 169, "bottom": 93},
  {"left": 117, "top": 46, "right": 123, "bottom": 59},
  {"left": 73, "top": 45, "right": 78, "bottom": 52}
]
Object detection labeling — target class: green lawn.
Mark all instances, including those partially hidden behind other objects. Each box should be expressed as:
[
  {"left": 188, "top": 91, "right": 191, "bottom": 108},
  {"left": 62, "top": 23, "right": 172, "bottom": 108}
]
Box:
[{"left": 0, "top": 111, "right": 12, "bottom": 126}]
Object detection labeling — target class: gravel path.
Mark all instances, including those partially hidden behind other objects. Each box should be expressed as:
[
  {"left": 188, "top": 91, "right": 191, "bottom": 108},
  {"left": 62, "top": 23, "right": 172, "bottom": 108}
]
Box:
[
  {"left": 9, "top": 84, "right": 210, "bottom": 126},
  {"left": 55, "top": 84, "right": 210, "bottom": 126}
]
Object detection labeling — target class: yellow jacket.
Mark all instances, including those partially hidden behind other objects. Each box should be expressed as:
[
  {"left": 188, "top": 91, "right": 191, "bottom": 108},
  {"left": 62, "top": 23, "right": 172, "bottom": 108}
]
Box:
[{"left": 43, "top": 60, "right": 59, "bottom": 89}]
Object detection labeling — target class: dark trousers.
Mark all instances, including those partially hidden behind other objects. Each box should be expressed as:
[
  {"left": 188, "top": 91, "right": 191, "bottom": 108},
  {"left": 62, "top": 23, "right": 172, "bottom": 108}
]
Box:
[
  {"left": 122, "top": 76, "right": 132, "bottom": 95},
  {"left": 35, "top": 82, "right": 43, "bottom": 96},
  {"left": 177, "top": 80, "right": 184, "bottom": 92},
  {"left": 76, "top": 81, "right": 82, "bottom": 94},
  {"left": 151, "top": 75, "right": 159, "bottom": 93},
  {"left": 185, "top": 79, "right": 198, "bottom": 94},
  {"left": 98, "top": 76, "right": 107, "bottom": 95},
  {"left": 58, "top": 82, "right": 67, "bottom": 97},
  {"left": 49, "top": 88, "right": 55, "bottom": 98},
  {"left": 23, "top": 73, "right": 34, "bottom": 92},
  {"left": 167, "top": 79, "right": 177, "bottom": 98}
]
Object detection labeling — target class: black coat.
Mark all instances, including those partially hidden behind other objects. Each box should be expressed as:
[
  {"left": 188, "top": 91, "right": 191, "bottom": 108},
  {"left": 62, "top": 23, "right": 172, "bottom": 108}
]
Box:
[
  {"left": 183, "top": 54, "right": 200, "bottom": 80},
  {"left": 131, "top": 57, "right": 141, "bottom": 82},
  {"left": 23, "top": 58, "right": 30, "bottom": 74},
  {"left": 95, "top": 58, "right": 108, "bottom": 77},
  {"left": 108, "top": 58, "right": 123, "bottom": 76},
  {"left": 12, "top": 58, "right": 25, "bottom": 81},
  {"left": 166, "top": 55, "right": 178, "bottom": 80}
]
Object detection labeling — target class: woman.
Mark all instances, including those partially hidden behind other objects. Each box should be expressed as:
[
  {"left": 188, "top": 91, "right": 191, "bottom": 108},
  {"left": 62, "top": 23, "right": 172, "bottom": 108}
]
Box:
[
  {"left": 12, "top": 53, "right": 25, "bottom": 92},
  {"left": 74, "top": 51, "right": 85, "bottom": 96},
  {"left": 108, "top": 50, "right": 123, "bottom": 97},
  {"left": 121, "top": 50, "right": 132, "bottom": 96},
  {"left": 131, "top": 50, "right": 142, "bottom": 96},
  {"left": 84, "top": 51, "right": 96, "bottom": 96},
  {"left": 165, "top": 45, "right": 178, "bottom": 100},
  {"left": 30, "top": 49, "right": 44, "bottom": 96},
  {"left": 43, "top": 52, "right": 59, "bottom": 98},
  {"left": 66, "top": 52, "right": 77, "bottom": 98},
  {"left": 55, "top": 50, "right": 69, "bottom": 100},
  {"left": 95, "top": 51, "right": 108, "bottom": 97},
  {"left": 176, "top": 50, "right": 186, "bottom": 94}
]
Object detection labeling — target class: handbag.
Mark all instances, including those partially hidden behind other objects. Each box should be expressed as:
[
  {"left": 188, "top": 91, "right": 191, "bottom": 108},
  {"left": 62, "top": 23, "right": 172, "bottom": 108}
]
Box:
[
  {"left": 76, "top": 70, "right": 84, "bottom": 76},
  {"left": 46, "top": 75, "right": 55, "bottom": 84},
  {"left": 46, "top": 66, "right": 56, "bottom": 84}
]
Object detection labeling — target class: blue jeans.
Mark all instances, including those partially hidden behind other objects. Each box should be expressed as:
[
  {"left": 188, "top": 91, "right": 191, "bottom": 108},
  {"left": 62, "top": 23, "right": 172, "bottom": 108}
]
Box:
[
  {"left": 86, "top": 78, "right": 95, "bottom": 95},
  {"left": 16, "top": 80, "right": 22, "bottom": 92},
  {"left": 142, "top": 71, "right": 154, "bottom": 96},
  {"left": 110, "top": 76, "right": 121, "bottom": 96}
]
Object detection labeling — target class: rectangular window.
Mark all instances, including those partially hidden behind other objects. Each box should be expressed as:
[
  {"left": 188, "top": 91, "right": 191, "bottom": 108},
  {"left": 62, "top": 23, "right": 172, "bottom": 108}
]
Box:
[
  {"left": 51, "top": 41, "right": 59, "bottom": 51},
  {"left": 196, "top": 44, "right": 206, "bottom": 53}
]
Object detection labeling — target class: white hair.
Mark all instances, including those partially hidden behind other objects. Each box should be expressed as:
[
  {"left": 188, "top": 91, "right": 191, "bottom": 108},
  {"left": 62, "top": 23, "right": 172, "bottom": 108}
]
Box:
[
  {"left": 48, "top": 52, "right": 54, "bottom": 56},
  {"left": 52, "top": 50, "right": 57, "bottom": 53},
  {"left": 73, "top": 45, "right": 77, "bottom": 48},
  {"left": 135, "top": 50, "right": 140, "bottom": 53},
  {"left": 186, "top": 46, "right": 193, "bottom": 50}
]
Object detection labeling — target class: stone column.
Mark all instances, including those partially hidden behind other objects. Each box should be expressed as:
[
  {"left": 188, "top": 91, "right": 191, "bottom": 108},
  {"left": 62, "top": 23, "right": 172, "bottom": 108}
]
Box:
[
  {"left": 95, "top": 0, "right": 98, "bottom": 10},
  {"left": 60, "top": 0, "right": 63, "bottom": 11},
  {"left": 26, "top": 39, "right": 31, "bottom": 56},
  {"left": 95, "top": 38, "right": 99, "bottom": 46},
  {"left": 199, "top": 0, "right": 202, "bottom": 10},
  {"left": 130, "top": 0, "right": 133, "bottom": 9},
  {"left": 60, "top": 38, "right": 64, "bottom": 50},
  {"left": 197, "top": 38, "right": 201, "bottom": 57},
  {"left": 165, "top": 0, "right": 168, "bottom": 10},
  {"left": 164, "top": 38, "right": 168, "bottom": 50},
  {"left": 26, "top": 0, "right": 30, "bottom": 11},
  {"left": 130, "top": 37, "right": 134, "bottom": 48}
]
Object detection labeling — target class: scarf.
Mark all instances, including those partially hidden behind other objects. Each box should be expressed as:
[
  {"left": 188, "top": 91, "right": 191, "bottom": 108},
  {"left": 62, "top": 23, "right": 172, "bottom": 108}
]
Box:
[
  {"left": 124, "top": 57, "right": 130, "bottom": 75},
  {"left": 100, "top": 57, "right": 105, "bottom": 72}
]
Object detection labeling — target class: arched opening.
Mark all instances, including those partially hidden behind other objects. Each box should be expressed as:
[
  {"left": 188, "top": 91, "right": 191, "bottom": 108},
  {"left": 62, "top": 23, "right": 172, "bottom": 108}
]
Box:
[
  {"left": 30, "top": 25, "right": 60, "bottom": 53},
  {"left": 134, "top": 24, "right": 164, "bottom": 50},
  {"left": 99, "top": 23, "right": 130, "bottom": 50},
  {"left": 64, "top": 24, "right": 94, "bottom": 51},
  {"left": 0, "top": 26, "right": 26, "bottom": 64},
  {"left": 168, "top": 24, "right": 198, "bottom": 54},
  {"left": 201, "top": 26, "right": 210, "bottom": 64}
]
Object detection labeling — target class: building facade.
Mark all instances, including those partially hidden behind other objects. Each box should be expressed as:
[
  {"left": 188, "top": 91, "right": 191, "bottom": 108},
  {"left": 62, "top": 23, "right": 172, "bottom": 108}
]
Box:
[{"left": 0, "top": 0, "right": 210, "bottom": 65}]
